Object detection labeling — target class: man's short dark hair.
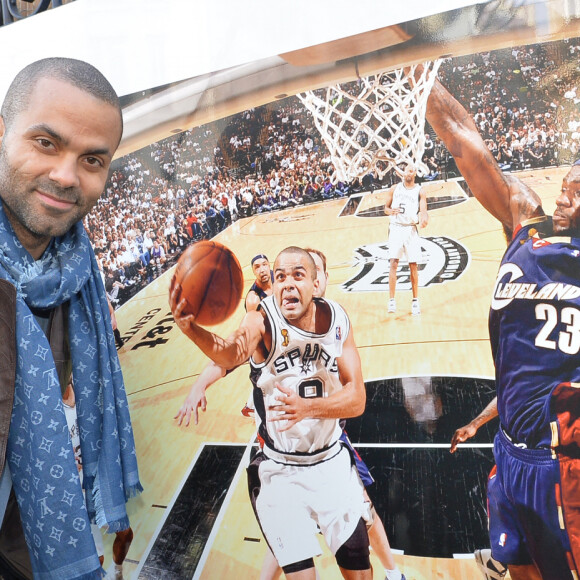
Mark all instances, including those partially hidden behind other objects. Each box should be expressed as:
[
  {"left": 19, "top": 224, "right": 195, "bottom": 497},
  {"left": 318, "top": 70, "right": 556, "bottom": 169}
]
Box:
[
  {"left": 277, "top": 246, "right": 317, "bottom": 280},
  {"left": 1, "top": 57, "right": 122, "bottom": 137}
]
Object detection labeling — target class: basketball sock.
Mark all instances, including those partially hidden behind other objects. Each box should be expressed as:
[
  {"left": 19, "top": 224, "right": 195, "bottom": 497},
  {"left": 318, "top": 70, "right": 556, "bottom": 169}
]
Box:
[{"left": 385, "top": 568, "right": 402, "bottom": 580}]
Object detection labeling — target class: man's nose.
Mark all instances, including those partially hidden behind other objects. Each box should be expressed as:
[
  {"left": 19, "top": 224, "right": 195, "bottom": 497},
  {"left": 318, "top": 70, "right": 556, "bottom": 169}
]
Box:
[{"left": 48, "top": 155, "right": 80, "bottom": 189}]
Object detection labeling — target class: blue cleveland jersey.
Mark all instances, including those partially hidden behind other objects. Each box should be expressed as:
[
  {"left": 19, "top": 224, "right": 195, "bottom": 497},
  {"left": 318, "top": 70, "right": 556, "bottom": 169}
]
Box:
[{"left": 489, "top": 216, "right": 580, "bottom": 448}]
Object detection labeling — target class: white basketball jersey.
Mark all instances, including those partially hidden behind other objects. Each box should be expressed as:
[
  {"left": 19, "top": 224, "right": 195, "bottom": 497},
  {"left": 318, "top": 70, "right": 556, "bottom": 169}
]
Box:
[
  {"left": 391, "top": 182, "right": 422, "bottom": 226},
  {"left": 250, "top": 295, "right": 349, "bottom": 457}
]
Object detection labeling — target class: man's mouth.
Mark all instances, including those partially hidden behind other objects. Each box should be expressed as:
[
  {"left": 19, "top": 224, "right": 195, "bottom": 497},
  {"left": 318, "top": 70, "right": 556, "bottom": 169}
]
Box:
[
  {"left": 282, "top": 296, "right": 299, "bottom": 308},
  {"left": 37, "top": 190, "right": 77, "bottom": 210}
]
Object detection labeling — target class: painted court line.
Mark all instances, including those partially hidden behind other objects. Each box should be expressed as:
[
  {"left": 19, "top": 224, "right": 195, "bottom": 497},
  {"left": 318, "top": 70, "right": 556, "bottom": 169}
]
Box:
[{"left": 192, "top": 434, "right": 258, "bottom": 580}]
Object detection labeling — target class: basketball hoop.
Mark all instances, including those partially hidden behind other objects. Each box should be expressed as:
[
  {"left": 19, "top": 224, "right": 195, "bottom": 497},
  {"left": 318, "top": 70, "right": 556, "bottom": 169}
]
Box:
[{"left": 297, "top": 61, "right": 442, "bottom": 183}]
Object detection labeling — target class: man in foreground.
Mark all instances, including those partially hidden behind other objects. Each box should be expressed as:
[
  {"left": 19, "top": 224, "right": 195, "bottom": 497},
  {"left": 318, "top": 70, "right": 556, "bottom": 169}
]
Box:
[
  {"left": 0, "top": 57, "right": 141, "bottom": 580},
  {"left": 171, "top": 246, "right": 372, "bottom": 579}
]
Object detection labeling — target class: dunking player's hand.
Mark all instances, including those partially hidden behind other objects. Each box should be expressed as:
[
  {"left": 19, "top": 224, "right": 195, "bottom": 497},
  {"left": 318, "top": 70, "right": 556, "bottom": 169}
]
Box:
[{"left": 269, "top": 383, "right": 308, "bottom": 431}]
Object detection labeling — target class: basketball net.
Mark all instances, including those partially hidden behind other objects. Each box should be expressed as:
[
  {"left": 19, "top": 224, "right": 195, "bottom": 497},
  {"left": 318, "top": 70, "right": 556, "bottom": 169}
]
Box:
[{"left": 297, "top": 60, "right": 442, "bottom": 183}]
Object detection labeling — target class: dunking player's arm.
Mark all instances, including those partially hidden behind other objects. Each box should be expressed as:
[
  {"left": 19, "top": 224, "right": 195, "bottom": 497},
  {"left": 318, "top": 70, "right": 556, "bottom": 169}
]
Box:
[
  {"left": 425, "top": 78, "right": 543, "bottom": 230},
  {"left": 245, "top": 290, "right": 263, "bottom": 312},
  {"left": 171, "top": 297, "right": 265, "bottom": 370}
]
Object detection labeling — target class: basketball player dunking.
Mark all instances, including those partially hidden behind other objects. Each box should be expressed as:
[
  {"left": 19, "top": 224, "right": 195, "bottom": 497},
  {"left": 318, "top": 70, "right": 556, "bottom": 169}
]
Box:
[
  {"left": 171, "top": 246, "right": 372, "bottom": 580},
  {"left": 426, "top": 70, "right": 580, "bottom": 580}
]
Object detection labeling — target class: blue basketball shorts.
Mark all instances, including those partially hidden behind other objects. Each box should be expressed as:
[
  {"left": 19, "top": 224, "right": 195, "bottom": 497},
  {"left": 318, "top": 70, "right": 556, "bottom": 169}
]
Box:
[{"left": 487, "top": 428, "right": 579, "bottom": 579}]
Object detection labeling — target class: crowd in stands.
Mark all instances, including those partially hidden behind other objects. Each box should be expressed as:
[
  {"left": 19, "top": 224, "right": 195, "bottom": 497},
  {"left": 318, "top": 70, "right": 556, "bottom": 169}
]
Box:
[
  {"left": 432, "top": 39, "right": 580, "bottom": 176},
  {"left": 86, "top": 37, "right": 580, "bottom": 308}
]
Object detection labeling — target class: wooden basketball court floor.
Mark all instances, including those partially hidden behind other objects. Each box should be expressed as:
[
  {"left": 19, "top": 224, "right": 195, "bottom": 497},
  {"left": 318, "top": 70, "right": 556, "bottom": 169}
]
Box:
[{"left": 110, "top": 166, "right": 567, "bottom": 580}]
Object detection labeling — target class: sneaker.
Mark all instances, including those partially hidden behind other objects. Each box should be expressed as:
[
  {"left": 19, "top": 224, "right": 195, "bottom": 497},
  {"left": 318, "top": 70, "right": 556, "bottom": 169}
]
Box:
[
  {"left": 411, "top": 300, "right": 421, "bottom": 316},
  {"left": 388, "top": 299, "right": 396, "bottom": 313},
  {"left": 474, "top": 548, "right": 507, "bottom": 579},
  {"left": 384, "top": 573, "right": 405, "bottom": 580},
  {"left": 105, "top": 563, "right": 124, "bottom": 580}
]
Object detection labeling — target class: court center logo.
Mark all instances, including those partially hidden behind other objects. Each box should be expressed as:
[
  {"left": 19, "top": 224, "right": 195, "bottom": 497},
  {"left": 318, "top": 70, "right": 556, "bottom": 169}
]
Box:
[{"left": 342, "top": 237, "right": 470, "bottom": 292}]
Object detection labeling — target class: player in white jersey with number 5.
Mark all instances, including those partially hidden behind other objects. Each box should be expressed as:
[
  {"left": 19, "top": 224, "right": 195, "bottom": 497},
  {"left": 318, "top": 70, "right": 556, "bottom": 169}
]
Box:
[
  {"left": 384, "top": 163, "right": 428, "bottom": 315},
  {"left": 170, "top": 246, "right": 371, "bottom": 580}
]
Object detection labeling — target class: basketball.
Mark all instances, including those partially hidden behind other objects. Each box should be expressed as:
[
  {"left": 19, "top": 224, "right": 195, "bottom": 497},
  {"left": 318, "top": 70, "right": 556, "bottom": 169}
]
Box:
[{"left": 172, "top": 240, "right": 244, "bottom": 326}]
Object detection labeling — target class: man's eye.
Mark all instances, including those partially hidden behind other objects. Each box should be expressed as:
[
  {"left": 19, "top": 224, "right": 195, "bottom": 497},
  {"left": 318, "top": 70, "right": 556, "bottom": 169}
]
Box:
[
  {"left": 86, "top": 157, "right": 104, "bottom": 168},
  {"left": 37, "top": 138, "right": 54, "bottom": 149}
]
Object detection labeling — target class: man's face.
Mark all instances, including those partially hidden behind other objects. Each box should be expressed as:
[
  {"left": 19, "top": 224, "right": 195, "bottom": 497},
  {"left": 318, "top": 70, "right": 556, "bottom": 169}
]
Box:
[
  {"left": 403, "top": 164, "right": 416, "bottom": 184},
  {"left": 252, "top": 257, "right": 271, "bottom": 285},
  {"left": 554, "top": 167, "right": 580, "bottom": 235},
  {"left": 274, "top": 251, "right": 318, "bottom": 321},
  {"left": 309, "top": 252, "right": 328, "bottom": 298},
  {"left": 0, "top": 77, "right": 121, "bottom": 255}
]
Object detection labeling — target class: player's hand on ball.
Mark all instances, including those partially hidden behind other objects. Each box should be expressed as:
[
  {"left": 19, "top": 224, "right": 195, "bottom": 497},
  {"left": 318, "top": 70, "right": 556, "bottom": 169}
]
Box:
[
  {"left": 170, "top": 241, "right": 243, "bottom": 326},
  {"left": 169, "top": 275, "right": 197, "bottom": 333},
  {"left": 269, "top": 383, "right": 307, "bottom": 431}
]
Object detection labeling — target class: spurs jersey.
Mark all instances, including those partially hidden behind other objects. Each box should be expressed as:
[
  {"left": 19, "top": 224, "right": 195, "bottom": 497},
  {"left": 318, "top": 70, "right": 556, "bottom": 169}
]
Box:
[
  {"left": 250, "top": 295, "right": 349, "bottom": 457},
  {"left": 391, "top": 182, "right": 421, "bottom": 226},
  {"left": 489, "top": 216, "right": 580, "bottom": 448}
]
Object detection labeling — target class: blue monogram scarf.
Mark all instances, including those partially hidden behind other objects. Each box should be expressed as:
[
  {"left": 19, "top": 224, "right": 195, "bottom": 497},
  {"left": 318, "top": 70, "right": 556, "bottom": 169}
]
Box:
[{"left": 0, "top": 208, "right": 142, "bottom": 579}]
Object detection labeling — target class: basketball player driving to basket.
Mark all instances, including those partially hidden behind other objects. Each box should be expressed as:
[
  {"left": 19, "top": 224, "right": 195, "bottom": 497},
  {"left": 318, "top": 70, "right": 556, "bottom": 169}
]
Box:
[
  {"left": 425, "top": 69, "right": 580, "bottom": 580},
  {"left": 170, "top": 246, "right": 372, "bottom": 580},
  {"left": 175, "top": 248, "right": 405, "bottom": 580}
]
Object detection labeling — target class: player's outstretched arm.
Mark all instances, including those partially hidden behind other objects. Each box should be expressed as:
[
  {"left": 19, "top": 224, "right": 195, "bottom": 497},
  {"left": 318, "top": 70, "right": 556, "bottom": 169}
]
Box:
[
  {"left": 270, "top": 329, "right": 366, "bottom": 431},
  {"left": 425, "top": 79, "right": 543, "bottom": 229},
  {"left": 170, "top": 280, "right": 265, "bottom": 369},
  {"left": 449, "top": 396, "right": 498, "bottom": 453},
  {"left": 175, "top": 361, "right": 227, "bottom": 426}
]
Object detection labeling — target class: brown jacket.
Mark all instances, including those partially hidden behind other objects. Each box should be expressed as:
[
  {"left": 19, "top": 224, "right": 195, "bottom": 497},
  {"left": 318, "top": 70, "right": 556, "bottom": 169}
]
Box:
[{"left": 0, "top": 281, "right": 69, "bottom": 579}]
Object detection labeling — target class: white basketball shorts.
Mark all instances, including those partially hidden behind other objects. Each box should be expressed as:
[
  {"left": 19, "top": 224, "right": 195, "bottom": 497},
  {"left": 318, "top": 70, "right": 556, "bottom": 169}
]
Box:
[
  {"left": 250, "top": 443, "right": 366, "bottom": 568},
  {"left": 388, "top": 223, "right": 421, "bottom": 262}
]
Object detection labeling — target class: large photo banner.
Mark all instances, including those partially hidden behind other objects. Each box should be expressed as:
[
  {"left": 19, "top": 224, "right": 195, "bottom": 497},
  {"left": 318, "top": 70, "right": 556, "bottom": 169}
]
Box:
[{"left": 2, "top": 2, "right": 580, "bottom": 579}]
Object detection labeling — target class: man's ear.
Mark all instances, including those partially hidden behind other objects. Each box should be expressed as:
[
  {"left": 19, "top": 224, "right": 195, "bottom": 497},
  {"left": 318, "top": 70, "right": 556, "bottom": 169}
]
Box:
[{"left": 0, "top": 116, "right": 5, "bottom": 145}]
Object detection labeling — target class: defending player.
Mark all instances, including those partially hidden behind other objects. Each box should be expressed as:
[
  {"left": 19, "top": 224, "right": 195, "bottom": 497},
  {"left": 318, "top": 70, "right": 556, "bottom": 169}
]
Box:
[
  {"left": 170, "top": 247, "right": 372, "bottom": 580},
  {"left": 426, "top": 71, "right": 580, "bottom": 579},
  {"left": 384, "top": 164, "right": 428, "bottom": 315},
  {"left": 246, "top": 253, "right": 273, "bottom": 310}
]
